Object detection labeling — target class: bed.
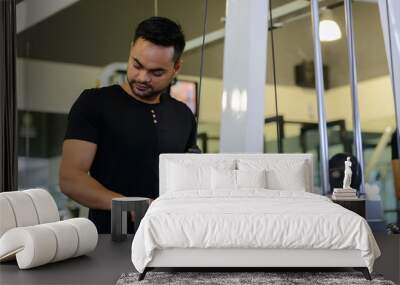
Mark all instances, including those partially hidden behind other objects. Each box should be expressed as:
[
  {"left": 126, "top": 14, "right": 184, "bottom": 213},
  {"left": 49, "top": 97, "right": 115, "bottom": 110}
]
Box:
[{"left": 131, "top": 153, "right": 380, "bottom": 280}]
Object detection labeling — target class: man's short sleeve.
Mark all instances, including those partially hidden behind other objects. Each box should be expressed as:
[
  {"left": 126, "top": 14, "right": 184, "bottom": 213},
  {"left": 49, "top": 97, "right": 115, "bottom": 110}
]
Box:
[{"left": 65, "top": 89, "right": 101, "bottom": 144}]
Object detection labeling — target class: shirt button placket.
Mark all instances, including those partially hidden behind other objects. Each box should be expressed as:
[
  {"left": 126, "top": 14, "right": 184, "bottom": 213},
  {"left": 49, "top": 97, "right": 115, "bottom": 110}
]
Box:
[{"left": 151, "top": 109, "right": 157, "bottom": 124}]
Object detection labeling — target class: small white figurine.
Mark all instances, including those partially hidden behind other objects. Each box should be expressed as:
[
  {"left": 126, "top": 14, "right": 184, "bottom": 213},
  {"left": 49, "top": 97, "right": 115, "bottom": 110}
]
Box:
[{"left": 343, "top": 157, "right": 352, "bottom": 189}]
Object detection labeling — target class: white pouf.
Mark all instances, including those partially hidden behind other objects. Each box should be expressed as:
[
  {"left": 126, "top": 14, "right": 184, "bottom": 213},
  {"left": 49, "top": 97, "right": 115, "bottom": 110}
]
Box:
[
  {"left": 0, "top": 218, "right": 98, "bottom": 269},
  {"left": 0, "top": 191, "right": 39, "bottom": 227},
  {"left": 64, "top": 218, "right": 98, "bottom": 257},
  {"left": 24, "top": 188, "right": 60, "bottom": 224},
  {"left": 42, "top": 221, "right": 79, "bottom": 262},
  {"left": 0, "top": 225, "right": 57, "bottom": 269},
  {"left": 0, "top": 189, "right": 60, "bottom": 238},
  {"left": 0, "top": 196, "right": 17, "bottom": 237}
]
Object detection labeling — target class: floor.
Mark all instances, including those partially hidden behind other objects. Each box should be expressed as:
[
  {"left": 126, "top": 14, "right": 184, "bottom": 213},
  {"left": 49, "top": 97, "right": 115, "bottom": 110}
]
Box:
[
  {"left": 0, "top": 234, "right": 398, "bottom": 284},
  {"left": 373, "top": 233, "right": 400, "bottom": 284}
]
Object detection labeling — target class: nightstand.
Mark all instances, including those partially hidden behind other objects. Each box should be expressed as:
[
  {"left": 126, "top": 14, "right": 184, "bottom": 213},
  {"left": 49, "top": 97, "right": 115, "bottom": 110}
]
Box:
[{"left": 330, "top": 196, "right": 366, "bottom": 218}]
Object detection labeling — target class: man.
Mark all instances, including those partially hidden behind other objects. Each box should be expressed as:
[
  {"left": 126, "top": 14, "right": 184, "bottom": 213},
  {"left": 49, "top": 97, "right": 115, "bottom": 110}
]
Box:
[{"left": 59, "top": 17, "right": 198, "bottom": 233}]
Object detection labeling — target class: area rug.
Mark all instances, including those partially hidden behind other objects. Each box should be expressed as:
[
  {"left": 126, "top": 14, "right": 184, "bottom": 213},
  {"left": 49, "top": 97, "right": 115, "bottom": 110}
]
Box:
[{"left": 116, "top": 271, "right": 396, "bottom": 285}]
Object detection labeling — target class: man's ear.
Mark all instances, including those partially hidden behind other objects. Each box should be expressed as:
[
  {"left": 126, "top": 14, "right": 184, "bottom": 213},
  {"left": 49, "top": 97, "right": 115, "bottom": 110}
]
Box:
[{"left": 173, "top": 59, "right": 183, "bottom": 76}]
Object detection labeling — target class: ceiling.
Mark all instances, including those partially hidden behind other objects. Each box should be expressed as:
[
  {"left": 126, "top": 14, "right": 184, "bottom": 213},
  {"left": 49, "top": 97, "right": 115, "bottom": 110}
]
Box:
[{"left": 16, "top": 0, "right": 388, "bottom": 87}]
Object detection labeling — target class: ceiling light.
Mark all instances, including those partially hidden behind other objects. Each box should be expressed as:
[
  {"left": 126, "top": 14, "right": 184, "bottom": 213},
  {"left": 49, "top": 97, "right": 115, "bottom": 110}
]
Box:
[{"left": 319, "top": 19, "right": 341, "bottom": 42}]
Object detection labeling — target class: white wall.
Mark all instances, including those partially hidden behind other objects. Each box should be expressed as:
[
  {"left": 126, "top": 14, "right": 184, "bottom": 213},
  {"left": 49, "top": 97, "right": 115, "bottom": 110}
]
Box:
[
  {"left": 16, "top": 58, "right": 102, "bottom": 113},
  {"left": 325, "top": 76, "right": 395, "bottom": 132}
]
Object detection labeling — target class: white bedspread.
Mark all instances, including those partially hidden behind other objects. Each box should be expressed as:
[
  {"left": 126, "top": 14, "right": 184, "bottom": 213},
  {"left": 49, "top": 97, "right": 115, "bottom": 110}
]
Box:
[{"left": 131, "top": 190, "right": 380, "bottom": 273}]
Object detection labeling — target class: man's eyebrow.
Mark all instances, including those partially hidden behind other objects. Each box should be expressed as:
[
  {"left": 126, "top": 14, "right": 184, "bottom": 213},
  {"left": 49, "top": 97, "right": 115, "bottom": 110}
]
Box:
[
  {"left": 149, "top": 68, "right": 166, "bottom": 72},
  {"left": 133, "top": 57, "right": 166, "bottom": 72},
  {"left": 133, "top": 58, "right": 144, "bottom": 67}
]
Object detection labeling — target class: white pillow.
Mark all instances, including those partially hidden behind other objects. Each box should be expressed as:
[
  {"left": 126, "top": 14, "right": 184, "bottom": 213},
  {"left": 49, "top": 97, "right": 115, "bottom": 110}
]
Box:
[
  {"left": 267, "top": 167, "right": 306, "bottom": 191},
  {"left": 166, "top": 159, "right": 236, "bottom": 192},
  {"left": 167, "top": 162, "right": 210, "bottom": 191},
  {"left": 211, "top": 168, "right": 236, "bottom": 190},
  {"left": 211, "top": 169, "right": 268, "bottom": 190},
  {"left": 236, "top": 169, "right": 267, "bottom": 189},
  {"left": 237, "top": 159, "right": 307, "bottom": 191}
]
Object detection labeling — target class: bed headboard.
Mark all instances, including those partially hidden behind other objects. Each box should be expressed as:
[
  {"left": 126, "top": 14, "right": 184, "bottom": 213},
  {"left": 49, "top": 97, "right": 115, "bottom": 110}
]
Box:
[{"left": 159, "top": 153, "right": 314, "bottom": 196}]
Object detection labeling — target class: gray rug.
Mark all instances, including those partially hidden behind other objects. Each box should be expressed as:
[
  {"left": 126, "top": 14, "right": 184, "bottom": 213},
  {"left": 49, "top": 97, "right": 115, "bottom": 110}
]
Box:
[{"left": 116, "top": 271, "right": 396, "bottom": 285}]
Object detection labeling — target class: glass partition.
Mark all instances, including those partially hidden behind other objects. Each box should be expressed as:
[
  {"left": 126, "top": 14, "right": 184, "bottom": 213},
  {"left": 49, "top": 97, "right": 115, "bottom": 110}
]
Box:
[
  {"left": 266, "top": 0, "right": 398, "bottom": 228},
  {"left": 16, "top": 0, "right": 399, "bottom": 227},
  {"left": 16, "top": 0, "right": 219, "bottom": 218}
]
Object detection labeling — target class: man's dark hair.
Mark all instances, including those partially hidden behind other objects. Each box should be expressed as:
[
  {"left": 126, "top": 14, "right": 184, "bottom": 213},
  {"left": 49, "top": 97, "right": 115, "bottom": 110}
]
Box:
[{"left": 134, "top": 17, "right": 185, "bottom": 62}]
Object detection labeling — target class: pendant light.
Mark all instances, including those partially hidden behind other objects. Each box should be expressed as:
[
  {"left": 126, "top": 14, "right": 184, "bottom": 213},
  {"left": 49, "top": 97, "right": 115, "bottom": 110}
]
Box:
[{"left": 319, "top": 9, "right": 341, "bottom": 42}]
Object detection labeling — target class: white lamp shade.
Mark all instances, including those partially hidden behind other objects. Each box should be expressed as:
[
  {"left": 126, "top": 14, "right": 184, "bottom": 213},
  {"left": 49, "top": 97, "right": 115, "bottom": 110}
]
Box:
[{"left": 319, "top": 19, "right": 342, "bottom": 42}]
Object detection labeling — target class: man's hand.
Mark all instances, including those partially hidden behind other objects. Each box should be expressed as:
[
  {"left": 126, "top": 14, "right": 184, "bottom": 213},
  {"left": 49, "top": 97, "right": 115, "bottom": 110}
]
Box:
[
  {"left": 129, "top": 210, "right": 136, "bottom": 223},
  {"left": 129, "top": 199, "right": 153, "bottom": 223}
]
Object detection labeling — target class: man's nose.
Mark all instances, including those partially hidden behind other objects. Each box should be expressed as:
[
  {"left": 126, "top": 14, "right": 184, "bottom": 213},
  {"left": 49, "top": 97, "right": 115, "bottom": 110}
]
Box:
[{"left": 137, "top": 70, "right": 151, "bottom": 83}]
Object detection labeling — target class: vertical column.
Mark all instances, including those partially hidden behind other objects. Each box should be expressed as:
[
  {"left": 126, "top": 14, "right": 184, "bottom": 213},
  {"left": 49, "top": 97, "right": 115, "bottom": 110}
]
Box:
[
  {"left": 310, "top": 0, "right": 330, "bottom": 195},
  {"left": 344, "top": 0, "right": 365, "bottom": 194},
  {"left": 379, "top": 0, "right": 400, "bottom": 162},
  {"left": 219, "top": 0, "right": 268, "bottom": 153}
]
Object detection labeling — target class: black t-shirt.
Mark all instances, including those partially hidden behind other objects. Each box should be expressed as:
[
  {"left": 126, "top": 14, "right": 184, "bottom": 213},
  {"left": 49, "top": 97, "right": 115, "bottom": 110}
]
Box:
[{"left": 65, "top": 85, "right": 197, "bottom": 233}]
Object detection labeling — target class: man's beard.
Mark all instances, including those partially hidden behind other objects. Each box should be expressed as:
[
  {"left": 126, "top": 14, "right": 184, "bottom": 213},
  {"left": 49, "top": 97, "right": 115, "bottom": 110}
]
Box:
[{"left": 128, "top": 80, "right": 166, "bottom": 101}]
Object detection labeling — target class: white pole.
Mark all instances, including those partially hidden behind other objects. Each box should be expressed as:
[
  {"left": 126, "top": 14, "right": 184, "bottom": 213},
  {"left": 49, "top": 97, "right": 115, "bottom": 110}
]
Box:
[
  {"left": 344, "top": 0, "right": 366, "bottom": 194},
  {"left": 310, "top": 0, "right": 330, "bottom": 195},
  {"left": 378, "top": 0, "right": 400, "bottom": 166},
  {"left": 219, "top": 0, "right": 268, "bottom": 152}
]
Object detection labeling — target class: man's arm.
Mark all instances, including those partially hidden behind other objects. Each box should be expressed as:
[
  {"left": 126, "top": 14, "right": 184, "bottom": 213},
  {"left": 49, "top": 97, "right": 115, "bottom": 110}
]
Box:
[{"left": 59, "top": 139, "right": 123, "bottom": 210}]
